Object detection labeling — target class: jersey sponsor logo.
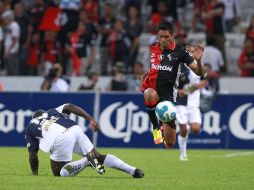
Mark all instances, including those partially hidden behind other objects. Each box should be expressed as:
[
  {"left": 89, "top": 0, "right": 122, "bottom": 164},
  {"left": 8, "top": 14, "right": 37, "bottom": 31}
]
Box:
[
  {"left": 151, "top": 63, "right": 173, "bottom": 71},
  {"left": 0, "top": 103, "right": 33, "bottom": 134},
  {"left": 202, "top": 111, "right": 221, "bottom": 135},
  {"left": 202, "top": 103, "right": 254, "bottom": 140},
  {"left": 229, "top": 103, "right": 254, "bottom": 140},
  {"left": 99, "top": 101, "right": 151, "bottom": 143}
]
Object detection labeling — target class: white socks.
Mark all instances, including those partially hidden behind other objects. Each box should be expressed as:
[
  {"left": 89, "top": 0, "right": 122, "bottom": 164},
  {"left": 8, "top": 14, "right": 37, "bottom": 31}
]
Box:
[
  {"left": 60, "top": 157, "right": 90, "bottom": 177},
  {"left": 178, "top": 134, "right": 188, "bottom": 158},
  {"left": 60, "top": 154, "right": 137, "bottom": 177},
  {"left": 104, "top": 154, "right": 136, "bottom": 176}
]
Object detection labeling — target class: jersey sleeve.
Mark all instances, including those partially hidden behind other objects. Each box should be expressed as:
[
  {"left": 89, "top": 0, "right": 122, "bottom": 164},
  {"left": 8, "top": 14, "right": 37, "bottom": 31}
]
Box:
[
  {"left": 182, "top": 49, "right": 194, "bottom": 66},
  {"left": 55, "top": 104, "right": 67, "bottom": 113},
  {"left": 25, "top": 124, "right": 39, "bottom": 152}
]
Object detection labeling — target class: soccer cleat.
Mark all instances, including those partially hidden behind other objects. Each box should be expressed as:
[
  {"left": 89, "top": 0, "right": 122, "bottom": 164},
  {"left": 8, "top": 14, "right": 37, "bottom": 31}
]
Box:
[
  {"left": 179, "top": 154, "right": 188, "bottom": 161},
  {"left": 153, "top": 128, "right": 164, "bottom": 144},
  {"left": 86, "top": 152, "right": 105, "bottom": 175},
  {"left": 133, "top": 168, "right": 144, "bottom": 178}
]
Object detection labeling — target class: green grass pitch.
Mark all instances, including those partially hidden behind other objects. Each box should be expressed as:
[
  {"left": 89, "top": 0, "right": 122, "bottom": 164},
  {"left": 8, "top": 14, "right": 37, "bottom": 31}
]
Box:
[{"left": 0, "top": 147, "right": 253, "bottom": 190}]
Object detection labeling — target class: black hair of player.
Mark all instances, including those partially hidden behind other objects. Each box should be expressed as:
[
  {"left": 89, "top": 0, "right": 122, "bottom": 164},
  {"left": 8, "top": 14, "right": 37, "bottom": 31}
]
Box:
[
  {"left": 32, "top": 110, "right": 45, "bottom": 119},
  {"left": 158, "top": 21, "right": 174, "bottom": 34}
]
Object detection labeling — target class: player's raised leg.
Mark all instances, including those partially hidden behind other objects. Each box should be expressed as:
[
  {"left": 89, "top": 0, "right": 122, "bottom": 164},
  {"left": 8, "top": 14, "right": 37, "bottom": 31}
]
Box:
[{"left": 143, "top": 88, "right": 163, "bottom": 144}]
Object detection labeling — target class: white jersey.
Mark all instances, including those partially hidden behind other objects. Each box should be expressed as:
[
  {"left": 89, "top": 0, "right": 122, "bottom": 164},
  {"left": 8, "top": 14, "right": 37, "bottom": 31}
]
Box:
[
  {"left": 50, "top": 78, "right": 69, "bottom": 92},
  {"left": 187, "top": 69, "right": 200, "bottom": 108},
  {"left": 26, "top": 104, "right": 94, "bottom": 161},
  {"left": 39, "top": 123, "right": 66, "bottom": 153},
  {"left": 4, "top": 21, "right": 20, "bottom": 54},
  {"left": 201, "top": 46, "right": 224, "bottom": 72},
  {"left": 26, "top": 104, "right": 76, "bottom": 153}
]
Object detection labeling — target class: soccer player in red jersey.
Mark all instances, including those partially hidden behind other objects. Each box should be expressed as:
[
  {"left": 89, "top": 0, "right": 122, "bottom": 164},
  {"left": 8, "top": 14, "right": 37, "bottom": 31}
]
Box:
[{"left": 141, "top": 21, "right": 205, "bottom": 148}]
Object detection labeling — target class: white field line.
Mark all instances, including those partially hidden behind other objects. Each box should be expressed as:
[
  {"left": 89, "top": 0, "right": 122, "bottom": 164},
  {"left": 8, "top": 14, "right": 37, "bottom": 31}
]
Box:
[
  {"left": 190, "top": 151, "right": 254, "bottom": 158},
  {"left": 223, "top": 151, "right": 254, "bottom": 157},
  {"left": 209, "top": 151, "right": 254, "bottom": 158}
]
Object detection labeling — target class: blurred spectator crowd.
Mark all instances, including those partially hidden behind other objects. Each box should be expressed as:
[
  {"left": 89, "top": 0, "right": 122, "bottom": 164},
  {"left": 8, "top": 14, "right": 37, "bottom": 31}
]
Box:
[{"left": 0, "top": 0, "right": 254, "bottom": 92}]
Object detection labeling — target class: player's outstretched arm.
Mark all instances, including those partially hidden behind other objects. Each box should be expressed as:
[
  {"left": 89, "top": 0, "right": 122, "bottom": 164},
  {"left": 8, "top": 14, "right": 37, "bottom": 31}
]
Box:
[
  {"left": 140, "top": 70, "right": 149, "bottom": 83},
  {"left": 62, "top": 103, "right": 100, "bottom": 131},
  {"left": 29, "top": 150, "right": 39, "bottom": 175},
  {"left": 188, "top": 44, "right": 205, "bottom": 77}
]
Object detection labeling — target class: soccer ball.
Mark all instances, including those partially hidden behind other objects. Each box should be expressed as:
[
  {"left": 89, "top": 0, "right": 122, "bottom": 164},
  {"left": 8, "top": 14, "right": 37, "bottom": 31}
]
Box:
[{"left": 155, "top": 101, "right": 176, "bottom": 122}]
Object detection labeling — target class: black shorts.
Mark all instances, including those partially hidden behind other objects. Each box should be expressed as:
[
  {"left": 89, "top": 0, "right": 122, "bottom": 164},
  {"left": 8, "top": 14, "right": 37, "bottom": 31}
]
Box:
[{"left": 156, "top": 81, "right": 175, "bottom": 103}]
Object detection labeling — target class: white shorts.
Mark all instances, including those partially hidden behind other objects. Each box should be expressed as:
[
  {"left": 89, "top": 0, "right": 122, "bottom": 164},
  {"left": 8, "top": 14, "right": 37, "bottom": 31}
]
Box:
[
  {"left": 176, "top": 105, "right": 201, "bottom": 125},
  {"left": 50, "top": 125, "right": 94, "bottom": 162}
]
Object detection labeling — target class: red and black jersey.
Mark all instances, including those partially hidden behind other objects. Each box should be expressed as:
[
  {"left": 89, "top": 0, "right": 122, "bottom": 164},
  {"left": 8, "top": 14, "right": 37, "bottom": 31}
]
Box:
[{"left": 142, "top": 41, "right": 194, "bottom": 102}]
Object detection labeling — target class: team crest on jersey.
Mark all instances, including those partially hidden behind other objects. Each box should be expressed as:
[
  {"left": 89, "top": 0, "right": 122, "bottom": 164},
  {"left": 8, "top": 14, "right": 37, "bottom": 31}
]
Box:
[
  {"left": 167, "top": 54, "right": 172, "bottom": 61},
  {"left": 159, "top": 54, "right": 164, "bottom": 60},
  {"left": 167, "top": 54, "right": 178, "bottom": 61}
]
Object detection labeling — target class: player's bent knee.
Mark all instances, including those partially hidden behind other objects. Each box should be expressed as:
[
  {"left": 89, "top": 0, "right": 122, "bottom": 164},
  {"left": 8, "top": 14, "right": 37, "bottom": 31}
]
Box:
[
  {"left": 51, "top": 159, "right": 68, "bottom": 177},
  {"left": 60, "top": 168, "right": 69, "bottom": 177},
  {"left": 144, "top": 88, "right": 158, "bottom": 106},
  {"left": 192, "top": 128, "right": 200, "bottom": 134},
  {"left": 191, "top": 124, "right": 201, "bottom": 134},
  {"left": 179, "top": 125, "right": 188, "bottom": 137}
]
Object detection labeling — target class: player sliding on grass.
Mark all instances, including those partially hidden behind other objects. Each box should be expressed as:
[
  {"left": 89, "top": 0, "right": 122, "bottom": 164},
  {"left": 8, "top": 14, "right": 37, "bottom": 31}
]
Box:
[
  {"left": 141, "top": 21, "right": 205, "bottom": 147},
  {"left": 25, "top": 103, "right": 144, "bottom": 178}
]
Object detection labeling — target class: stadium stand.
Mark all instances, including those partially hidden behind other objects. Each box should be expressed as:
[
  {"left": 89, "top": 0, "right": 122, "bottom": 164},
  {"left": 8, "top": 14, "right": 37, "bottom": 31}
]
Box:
[
  {"left": 0, "top": 76, "right": 254, "bottom": 94},
  {"left": 0, "top": 0, "right": 254, "bottom": 90}
]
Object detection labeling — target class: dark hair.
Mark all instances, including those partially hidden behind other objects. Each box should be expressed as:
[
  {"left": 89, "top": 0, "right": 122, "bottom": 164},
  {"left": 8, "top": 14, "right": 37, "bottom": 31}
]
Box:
[
  {"left": 32, "top": 110, "right": 45, "bottom": 119},
  {"left": 158, "top": 21, "right": 174, "bottom": 34}
]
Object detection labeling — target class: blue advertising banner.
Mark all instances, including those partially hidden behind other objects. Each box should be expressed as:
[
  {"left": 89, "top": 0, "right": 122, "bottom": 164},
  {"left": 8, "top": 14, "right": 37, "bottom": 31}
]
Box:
[
  {"left": 210, "top": 95, "right": 254, "bottom": 149},
  {"left": 0, "top": 92, "right": 95, "bottom": 146},
  {"left": 181, "top": 94, "right": 254, "bottom": 149},
  {"left": 97, "top": 93, "right": 254, "bottom": 149},
  {"left": 0, "top": 92, "right": 254, "bottom": 149},
  {"left": 97, "top": 92, "right": 157, "bottom": 148}
]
